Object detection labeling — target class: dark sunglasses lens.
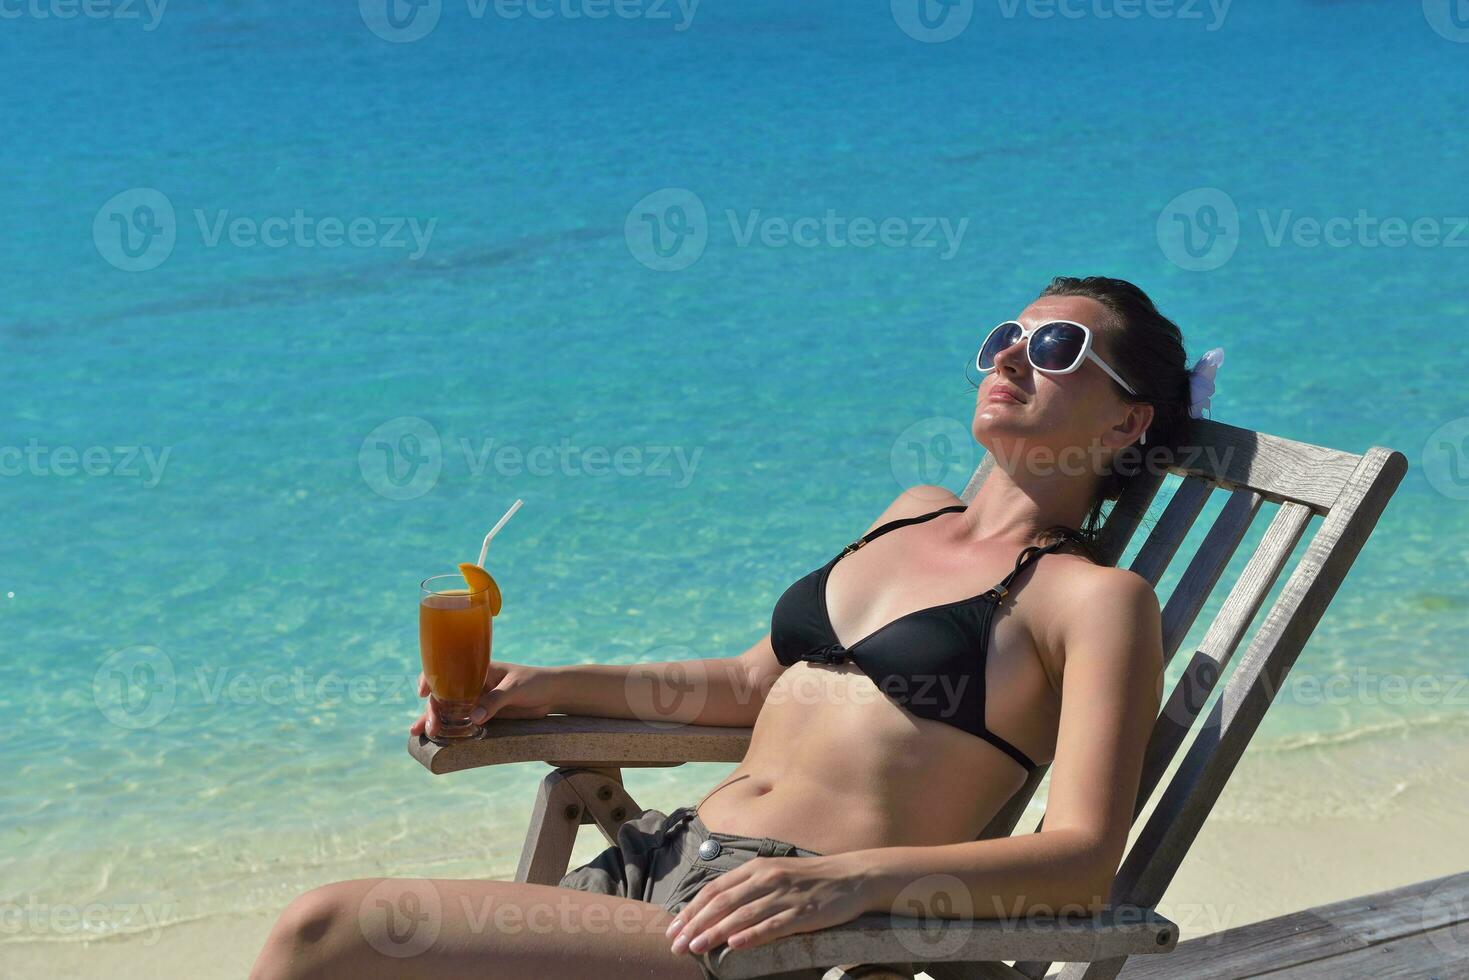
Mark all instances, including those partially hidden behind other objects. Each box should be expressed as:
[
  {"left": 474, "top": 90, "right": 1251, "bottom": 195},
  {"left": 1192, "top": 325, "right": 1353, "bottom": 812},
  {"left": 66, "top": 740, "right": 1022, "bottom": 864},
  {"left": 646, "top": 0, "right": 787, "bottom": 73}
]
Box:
[
  {"left": 1030, "top": 322, "right": 1086, "bottom": 372},
  {"left": 978, "top": 322, "right": 1023, "bottom": 369}
]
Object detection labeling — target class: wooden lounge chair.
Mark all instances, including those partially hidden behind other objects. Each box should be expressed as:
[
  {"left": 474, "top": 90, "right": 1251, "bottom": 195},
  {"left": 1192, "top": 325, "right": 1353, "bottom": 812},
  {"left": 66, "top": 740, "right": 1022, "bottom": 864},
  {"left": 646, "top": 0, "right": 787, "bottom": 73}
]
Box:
[{"left": 409, "top": 417, "right": 1407, "bottom": 980}]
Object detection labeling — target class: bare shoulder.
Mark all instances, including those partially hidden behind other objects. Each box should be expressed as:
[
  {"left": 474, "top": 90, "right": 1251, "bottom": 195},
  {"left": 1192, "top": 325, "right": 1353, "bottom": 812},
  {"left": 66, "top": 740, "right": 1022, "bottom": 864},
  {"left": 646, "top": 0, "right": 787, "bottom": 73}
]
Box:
[
  {"left": 1035, "top": 561, "right": 1164, "bottom": 686},
  {"left": 860, "top": 484, "right": 964, "bottom": 537}
]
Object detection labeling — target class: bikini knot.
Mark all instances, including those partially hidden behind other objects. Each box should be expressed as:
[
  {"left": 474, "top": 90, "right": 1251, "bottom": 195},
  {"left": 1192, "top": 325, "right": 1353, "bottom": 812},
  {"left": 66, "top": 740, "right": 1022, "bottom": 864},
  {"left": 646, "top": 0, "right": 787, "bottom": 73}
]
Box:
[{"left": 800, "top": 643, "right": 850, "bottom": 664}]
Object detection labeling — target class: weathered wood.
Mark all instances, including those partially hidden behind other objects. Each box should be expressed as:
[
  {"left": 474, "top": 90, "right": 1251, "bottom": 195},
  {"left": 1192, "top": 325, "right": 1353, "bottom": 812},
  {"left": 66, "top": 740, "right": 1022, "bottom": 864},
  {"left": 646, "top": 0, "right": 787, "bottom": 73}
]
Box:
[
  {"left": 1051, "top": 445, "right": 1409, "bottom": 980},
  {"left": 1132, "top": 501, "right": 1312, "bottom": 812},
  {"left": 408, "top": 715, "right": 752, "bottom": 774},
  {"left": 515, "top": 768, "right": 590, "bottom": 885},
  {"left": 1263, "top": 924, "right": 1469, "bottom": 978},
  {"left": 1157, "top": 488, "right": 1263, "bottom": 668},
  {"left": 962, "top": 418, "right": 1362, "bottom": 517},
  {"left": 1314, "top": 869, "right": 1469, "bottom": 944},
  {"left": 1112, "top": 909, "right": 1364, "bottom": 979},
  {"left": 702, "top": 907, "right": 1177, "bottom": 980},
  {"left": 1114, "top": 870, "right": 1469, "bottom": 979},
  {"left": 1168, "top": 418, "right": 1365, "bottom": 514},
  {"left": 925, "top": 961, "right": 1032, "bottom": 980},
  {"left": 1128, "top": 475, "right": 1214, "bottom": 588}
]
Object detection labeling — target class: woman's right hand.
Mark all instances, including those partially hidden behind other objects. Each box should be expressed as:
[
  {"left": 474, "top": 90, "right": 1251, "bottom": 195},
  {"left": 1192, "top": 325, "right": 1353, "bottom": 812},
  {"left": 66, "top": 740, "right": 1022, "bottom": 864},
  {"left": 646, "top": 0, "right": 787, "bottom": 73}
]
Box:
[{"left": 410, "top": 660, "right": 558, "bottom": 739}]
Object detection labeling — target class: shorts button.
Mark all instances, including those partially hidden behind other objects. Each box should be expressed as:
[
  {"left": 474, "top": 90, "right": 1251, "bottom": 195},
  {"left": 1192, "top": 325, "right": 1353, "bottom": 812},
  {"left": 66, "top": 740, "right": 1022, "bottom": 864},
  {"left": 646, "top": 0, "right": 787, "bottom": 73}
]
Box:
[{"left": 698, "top": 839, "right": 722, "bottom": 860}]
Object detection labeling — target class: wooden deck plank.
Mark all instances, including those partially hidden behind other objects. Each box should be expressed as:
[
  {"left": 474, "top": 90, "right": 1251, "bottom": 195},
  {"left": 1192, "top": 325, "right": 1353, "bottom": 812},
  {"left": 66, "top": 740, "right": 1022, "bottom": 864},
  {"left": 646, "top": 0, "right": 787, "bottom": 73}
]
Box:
[
  {"left": 1112, "top": 910, "right": 1365, "bottom": 979},
  {"left": 1114, "top": 871, "right": 1469, "bottom": 980},
  {"left": 1261, "top": 921, "right": 1469, "bottom": 979},
  {"left": 1313, "top": 871, "right": 1469, "bottom": 945}
]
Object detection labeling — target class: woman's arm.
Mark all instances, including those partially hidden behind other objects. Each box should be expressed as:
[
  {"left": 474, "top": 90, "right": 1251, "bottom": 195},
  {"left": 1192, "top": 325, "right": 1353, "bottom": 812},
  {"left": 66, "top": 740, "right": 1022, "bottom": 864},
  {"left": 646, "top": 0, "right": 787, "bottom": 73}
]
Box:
[
  {"left": 663, "top": 569, "right": 1167, "bottom": 960},
  {"left": 851, "top": 569, "right": 1166, "bottom": 917},
  {"left": 545, "top": 632, "right": 784, "bottom": 728}
]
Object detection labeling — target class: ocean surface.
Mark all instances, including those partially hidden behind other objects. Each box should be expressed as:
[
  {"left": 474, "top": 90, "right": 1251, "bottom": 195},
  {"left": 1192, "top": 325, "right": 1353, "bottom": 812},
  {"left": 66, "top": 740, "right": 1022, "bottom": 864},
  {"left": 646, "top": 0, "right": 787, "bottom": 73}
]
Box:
[{"left": 3, "top": 0, "right": 1468, "bottom": 944}]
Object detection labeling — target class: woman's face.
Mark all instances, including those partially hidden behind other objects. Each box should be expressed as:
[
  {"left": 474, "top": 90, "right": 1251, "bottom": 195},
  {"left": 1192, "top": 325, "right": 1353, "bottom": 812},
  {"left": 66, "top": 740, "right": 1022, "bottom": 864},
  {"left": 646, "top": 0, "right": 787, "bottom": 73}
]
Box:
[{"left": 973, "top": 294, "right": 1150, "bottom": 461}]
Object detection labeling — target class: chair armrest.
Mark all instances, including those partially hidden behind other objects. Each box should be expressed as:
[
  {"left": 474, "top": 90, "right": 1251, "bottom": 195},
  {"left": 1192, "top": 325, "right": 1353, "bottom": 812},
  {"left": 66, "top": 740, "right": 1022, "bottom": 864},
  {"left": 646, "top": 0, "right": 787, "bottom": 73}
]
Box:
[
  {"left": 701, "top": 906, "right": 1178, "bottom": 979},
  {"left": 407, "top": 714, "right": 753, "bottom": 774}
]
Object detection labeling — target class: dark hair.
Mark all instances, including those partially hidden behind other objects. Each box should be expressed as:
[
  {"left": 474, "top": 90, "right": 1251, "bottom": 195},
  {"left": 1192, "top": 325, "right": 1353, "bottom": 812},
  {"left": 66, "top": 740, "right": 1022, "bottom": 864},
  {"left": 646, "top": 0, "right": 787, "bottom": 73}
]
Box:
[{"left": 1002, "top": 276, "right": 1193, "bottom": 563}]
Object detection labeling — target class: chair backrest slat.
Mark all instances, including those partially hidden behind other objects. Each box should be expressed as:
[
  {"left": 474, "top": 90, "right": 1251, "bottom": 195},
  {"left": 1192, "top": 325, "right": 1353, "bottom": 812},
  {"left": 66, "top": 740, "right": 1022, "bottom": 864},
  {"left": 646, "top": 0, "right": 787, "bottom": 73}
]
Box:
[
  {"left": 1133, "top": 500, "right": 1313, "bottom": 813},
  {"left": 1158, "top": 488, "right": 1264, "bottom": 668},
  {"left": 1129, "top": 475, "right": 1214, "bottom": 588},
  {"left": 1111, "top": 447, "right": 1405, "bottom": 910},
  {"left": 962, "top": 420, "right": 1407, "bottom": 974}
]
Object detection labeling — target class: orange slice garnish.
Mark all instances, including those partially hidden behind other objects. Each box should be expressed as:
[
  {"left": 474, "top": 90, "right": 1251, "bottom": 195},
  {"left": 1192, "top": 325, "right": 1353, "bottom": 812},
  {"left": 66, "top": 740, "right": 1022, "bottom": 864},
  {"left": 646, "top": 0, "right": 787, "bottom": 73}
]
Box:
[{"left": 458, "top": 562, "right": 503, "bottom": 616}]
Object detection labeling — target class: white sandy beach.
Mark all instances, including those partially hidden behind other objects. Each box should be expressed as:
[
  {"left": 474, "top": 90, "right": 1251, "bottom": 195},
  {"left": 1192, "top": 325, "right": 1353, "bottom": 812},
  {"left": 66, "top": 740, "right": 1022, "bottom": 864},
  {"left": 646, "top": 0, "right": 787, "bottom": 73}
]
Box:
[{"left": 5, "top": 720, "right": 1466, "bottom": 979}]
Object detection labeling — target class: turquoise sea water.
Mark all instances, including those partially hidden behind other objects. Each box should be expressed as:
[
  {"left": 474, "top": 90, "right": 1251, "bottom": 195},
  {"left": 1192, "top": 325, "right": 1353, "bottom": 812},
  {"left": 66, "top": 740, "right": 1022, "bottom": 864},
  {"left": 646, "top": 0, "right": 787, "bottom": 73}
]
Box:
[{"left": 3, "top": 0, "right": 1468, "bottom": 943}]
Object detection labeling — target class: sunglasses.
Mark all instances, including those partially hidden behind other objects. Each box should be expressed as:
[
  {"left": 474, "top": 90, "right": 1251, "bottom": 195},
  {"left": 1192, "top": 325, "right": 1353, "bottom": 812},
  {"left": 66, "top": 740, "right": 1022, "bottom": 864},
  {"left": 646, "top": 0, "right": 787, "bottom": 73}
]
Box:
[{"left": 975, "top": 319, "right": 1138, "bottom": 396}]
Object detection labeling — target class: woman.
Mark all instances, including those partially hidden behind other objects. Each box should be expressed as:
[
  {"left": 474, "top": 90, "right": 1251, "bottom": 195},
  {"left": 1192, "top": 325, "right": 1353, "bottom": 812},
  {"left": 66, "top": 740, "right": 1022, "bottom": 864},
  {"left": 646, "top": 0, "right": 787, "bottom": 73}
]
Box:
[{"left": 252, "top": 275, "right": 1193, "bottom": 980}]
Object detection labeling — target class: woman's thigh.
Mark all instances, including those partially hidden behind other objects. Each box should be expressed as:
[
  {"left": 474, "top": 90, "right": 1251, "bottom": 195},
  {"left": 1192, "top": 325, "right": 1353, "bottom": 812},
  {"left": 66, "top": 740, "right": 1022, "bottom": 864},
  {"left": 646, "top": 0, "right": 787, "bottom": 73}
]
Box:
[{"left": 250, "top": 876, "right": 708, "bottom": 980}]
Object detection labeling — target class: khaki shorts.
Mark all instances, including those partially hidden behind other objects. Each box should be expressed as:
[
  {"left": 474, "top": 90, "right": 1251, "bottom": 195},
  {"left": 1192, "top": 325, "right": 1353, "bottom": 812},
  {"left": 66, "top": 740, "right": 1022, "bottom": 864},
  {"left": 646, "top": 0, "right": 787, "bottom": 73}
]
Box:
[{"left": 556, "top": 804, "right": 829, "bottom": 979}]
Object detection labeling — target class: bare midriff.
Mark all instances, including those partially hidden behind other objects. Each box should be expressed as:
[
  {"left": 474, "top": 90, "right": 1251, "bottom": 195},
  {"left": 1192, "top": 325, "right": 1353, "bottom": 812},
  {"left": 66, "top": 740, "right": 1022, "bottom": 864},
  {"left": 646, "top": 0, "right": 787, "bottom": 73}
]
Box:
[{"left": 693, "top": 661, "right": 1050, "bottom": 855}]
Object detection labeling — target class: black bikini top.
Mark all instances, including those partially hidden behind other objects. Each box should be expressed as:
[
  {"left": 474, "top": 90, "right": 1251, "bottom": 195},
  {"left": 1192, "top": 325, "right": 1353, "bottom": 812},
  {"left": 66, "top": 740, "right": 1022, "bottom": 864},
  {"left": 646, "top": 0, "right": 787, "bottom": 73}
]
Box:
[{"left": 769, "top": 505, "right": 1078, "bottom": 773}]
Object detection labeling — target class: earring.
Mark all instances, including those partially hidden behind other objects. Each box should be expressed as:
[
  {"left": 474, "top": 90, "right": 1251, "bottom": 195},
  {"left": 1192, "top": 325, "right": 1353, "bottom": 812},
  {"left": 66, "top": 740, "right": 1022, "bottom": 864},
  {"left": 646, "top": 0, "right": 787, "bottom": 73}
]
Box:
[{"left": 1140, "top": 429, "right": 1148, "bottom": 446}]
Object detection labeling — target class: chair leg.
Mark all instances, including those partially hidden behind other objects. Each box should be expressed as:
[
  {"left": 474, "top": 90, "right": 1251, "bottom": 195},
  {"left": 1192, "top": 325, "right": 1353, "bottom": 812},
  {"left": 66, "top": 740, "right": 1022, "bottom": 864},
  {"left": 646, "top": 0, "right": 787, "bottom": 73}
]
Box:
[
  {"left": 513, "top": 766, "right": 643, "bottom": 885},
  {"left": 1054, "top": 956, "right": 1125, "bottom": 980}
]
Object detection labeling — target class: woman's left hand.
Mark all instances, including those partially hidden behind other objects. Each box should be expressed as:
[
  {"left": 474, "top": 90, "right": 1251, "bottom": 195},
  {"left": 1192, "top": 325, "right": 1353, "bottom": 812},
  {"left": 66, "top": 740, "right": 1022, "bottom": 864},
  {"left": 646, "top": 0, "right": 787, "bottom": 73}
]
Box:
[{"left": 666, "top": 854, "right": 871, "bottom": 958}]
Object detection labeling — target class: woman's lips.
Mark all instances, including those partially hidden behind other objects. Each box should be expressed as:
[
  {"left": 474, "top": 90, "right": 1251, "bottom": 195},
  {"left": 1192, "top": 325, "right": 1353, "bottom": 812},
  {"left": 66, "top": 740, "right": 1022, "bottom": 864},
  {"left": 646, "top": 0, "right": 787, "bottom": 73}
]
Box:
[{"left": 987, "top": 390, "right": 1022, "bottom": 403}]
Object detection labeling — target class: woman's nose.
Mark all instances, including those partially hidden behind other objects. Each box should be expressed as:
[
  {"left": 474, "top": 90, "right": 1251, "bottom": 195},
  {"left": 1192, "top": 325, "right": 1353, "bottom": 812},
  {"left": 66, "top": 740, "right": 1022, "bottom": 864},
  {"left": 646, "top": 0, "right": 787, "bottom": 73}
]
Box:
[{"left": 991, "top": 335, "right": 1028, "bottom": 375}]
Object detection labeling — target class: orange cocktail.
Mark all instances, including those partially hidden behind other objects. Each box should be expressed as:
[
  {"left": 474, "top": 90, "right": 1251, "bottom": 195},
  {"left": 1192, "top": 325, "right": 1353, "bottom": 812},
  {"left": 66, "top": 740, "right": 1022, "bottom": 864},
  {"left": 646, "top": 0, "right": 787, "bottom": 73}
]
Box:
[{"left": 418, "top": 565, "right": 501, "bottom": 739}]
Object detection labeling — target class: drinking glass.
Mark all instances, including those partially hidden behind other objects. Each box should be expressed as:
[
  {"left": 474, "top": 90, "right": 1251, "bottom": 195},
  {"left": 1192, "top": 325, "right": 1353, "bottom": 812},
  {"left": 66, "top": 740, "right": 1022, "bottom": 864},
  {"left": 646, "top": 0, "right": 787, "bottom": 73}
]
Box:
[{"left": 418, "top": 573, "right": 493, "bottom": 739}]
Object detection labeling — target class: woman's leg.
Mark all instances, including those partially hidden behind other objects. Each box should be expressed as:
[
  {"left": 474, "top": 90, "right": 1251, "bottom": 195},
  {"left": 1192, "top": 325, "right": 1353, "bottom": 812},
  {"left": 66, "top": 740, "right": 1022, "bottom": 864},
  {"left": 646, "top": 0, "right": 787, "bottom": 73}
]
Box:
[{"left": 249, "top": 877, "right": 708, "bottom": 980}]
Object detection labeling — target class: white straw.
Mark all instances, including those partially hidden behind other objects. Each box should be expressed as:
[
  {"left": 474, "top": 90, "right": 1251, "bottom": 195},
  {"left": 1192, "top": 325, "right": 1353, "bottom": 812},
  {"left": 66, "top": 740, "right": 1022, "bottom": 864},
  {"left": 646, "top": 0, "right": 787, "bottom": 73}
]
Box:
[{"left": 476, "top": 498, "right": 523, "bottom": 568}]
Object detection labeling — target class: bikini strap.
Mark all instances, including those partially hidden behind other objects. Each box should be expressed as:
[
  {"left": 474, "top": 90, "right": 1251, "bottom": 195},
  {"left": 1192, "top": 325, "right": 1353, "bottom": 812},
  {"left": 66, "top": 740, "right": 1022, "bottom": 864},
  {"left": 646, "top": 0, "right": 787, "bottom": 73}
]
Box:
[
  {"left": 986, "top": 529, "right": 1082, "bottom": 602},
  {"left": 836, "top": 504, "right": 967, "bottom": 560}
]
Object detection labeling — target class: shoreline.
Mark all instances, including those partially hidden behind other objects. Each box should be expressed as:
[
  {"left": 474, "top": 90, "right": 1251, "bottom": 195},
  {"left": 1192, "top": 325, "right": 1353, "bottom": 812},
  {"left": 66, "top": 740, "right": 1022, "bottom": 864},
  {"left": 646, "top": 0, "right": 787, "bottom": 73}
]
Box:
[{"left": 5, "top": 721, "right": 1466, "bottom": 978}]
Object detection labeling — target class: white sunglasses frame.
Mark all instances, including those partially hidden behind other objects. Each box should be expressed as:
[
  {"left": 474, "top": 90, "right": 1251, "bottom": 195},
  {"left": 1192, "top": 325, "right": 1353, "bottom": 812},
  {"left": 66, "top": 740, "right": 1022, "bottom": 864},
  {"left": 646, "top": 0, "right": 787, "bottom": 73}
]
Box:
[{"left": 975, "top": 319, "right": 1139, "bottom": 397}]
